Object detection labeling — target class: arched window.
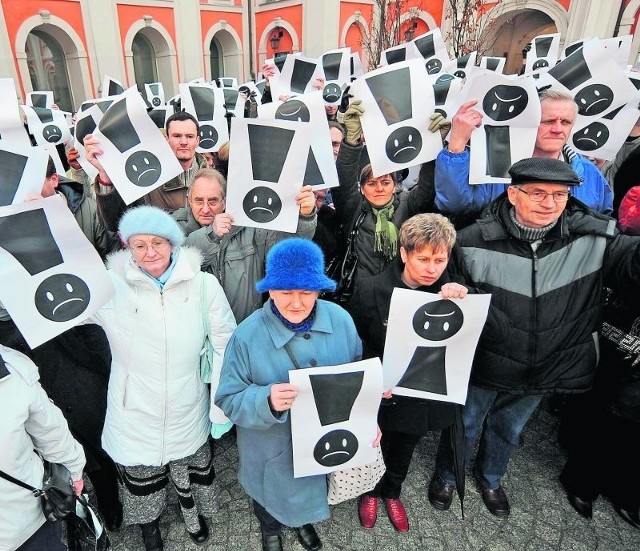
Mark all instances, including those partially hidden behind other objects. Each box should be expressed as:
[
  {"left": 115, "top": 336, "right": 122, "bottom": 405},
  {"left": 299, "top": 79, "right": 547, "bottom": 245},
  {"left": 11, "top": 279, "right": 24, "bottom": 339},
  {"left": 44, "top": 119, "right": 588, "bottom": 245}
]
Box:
[
  {"left": 210, "top": 38, "right": 223, "bottom": 79},
  {"left": 25, "top": 30, "right": 73, "bottom": 111},
  {"left": 132, "top": 32, "right": 158, "bottom": 92}
]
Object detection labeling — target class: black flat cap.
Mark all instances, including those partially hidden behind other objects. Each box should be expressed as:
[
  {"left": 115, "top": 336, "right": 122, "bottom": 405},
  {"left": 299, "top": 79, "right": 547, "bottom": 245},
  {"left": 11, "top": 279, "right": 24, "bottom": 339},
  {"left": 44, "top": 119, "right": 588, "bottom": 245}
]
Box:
[{"left": 508, "top": 157, "right": 582, "bottom": 186}]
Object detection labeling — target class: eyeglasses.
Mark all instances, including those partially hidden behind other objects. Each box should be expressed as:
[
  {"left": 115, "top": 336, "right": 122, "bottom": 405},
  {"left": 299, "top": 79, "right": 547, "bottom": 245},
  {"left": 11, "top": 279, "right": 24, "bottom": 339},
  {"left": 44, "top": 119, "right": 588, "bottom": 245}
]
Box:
[
  {"left": 130, "top": 238, "right": 170, "bottom": 254},
  {"left": 513, "top": 187, "right": 570, "bottom": 203},
  {"left": 191, "top": 198, "right": 224, "bottom": 208}
]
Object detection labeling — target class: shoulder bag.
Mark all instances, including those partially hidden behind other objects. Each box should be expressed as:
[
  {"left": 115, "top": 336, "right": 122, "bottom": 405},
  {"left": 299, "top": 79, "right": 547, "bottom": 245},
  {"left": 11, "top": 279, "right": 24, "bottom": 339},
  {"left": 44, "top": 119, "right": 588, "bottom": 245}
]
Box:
[{"left": 0, "top": 460, "right": 75, "bottom": 521}]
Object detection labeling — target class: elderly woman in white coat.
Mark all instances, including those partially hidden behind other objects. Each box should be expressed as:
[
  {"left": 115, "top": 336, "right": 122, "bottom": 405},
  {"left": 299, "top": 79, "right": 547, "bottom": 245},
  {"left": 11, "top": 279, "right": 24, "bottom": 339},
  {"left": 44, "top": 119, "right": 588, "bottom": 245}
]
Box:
[
  {"left": 89, "top": 206, "right": 236, "bottom": 551},
  {"left": 216, "top": 238, "right": 364, "bottom": 551},
  {"left": 0, "top": 345, "right": 85, "bottom": 551}
]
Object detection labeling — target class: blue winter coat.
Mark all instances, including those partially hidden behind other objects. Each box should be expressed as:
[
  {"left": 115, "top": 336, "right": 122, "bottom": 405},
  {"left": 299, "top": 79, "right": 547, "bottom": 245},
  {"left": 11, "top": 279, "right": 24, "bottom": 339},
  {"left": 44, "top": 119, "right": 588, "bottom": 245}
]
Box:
[
  {"left": 434, "top": 147, "right": 613, "bottom": 224},
  {"left": 215, "top": 299, "right": 362, "bottom": 527}
]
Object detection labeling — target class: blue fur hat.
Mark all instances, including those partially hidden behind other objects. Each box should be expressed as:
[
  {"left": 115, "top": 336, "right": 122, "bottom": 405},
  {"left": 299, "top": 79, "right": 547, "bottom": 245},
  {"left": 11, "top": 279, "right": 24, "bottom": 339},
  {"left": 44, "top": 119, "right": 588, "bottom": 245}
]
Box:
[
  {"left": 256, "top": 238, "right": 337, "bottom": 293},
  {"left": 118, "top": 205, "right": 185, "bottom": 247}
]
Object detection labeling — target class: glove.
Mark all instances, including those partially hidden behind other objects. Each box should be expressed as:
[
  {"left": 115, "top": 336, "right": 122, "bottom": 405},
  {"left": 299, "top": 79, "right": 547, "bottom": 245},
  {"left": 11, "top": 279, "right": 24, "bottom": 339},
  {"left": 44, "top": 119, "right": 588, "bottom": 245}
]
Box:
[
  {"left": 522, "top": 42, "right": 532, "bottom": 59},
  {"left": 343, "top": 99, "right": 365, "bottom": 145},
  {"left": 339, "top": 85, "right": 353, "bottom": 113},
  {"left": 211, "top": 421, "right": 234, "bottom": 439},
  {"left": 428, "top": 112, "right": 452, "bottom": 142}
]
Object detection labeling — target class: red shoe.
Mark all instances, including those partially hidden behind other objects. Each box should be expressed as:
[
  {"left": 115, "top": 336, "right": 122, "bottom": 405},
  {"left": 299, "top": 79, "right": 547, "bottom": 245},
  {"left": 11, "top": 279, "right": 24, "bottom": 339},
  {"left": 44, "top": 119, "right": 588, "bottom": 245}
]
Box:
[
  {"left": 384, "top": 498, "right": 409, "bottom": 532},
  {"left": 358, "top": 495, "right": 378, "bottom": 529}
]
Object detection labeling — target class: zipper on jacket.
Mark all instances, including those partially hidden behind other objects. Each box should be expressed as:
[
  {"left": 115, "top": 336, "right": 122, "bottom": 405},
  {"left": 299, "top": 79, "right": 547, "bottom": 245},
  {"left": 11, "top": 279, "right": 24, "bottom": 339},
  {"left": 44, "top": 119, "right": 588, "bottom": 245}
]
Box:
[
  {"left": 529, "top": 246, "right": 539, "bottom": 377},
  {"left": 160, "top": 291, "right": 168, "bottom": 465}
]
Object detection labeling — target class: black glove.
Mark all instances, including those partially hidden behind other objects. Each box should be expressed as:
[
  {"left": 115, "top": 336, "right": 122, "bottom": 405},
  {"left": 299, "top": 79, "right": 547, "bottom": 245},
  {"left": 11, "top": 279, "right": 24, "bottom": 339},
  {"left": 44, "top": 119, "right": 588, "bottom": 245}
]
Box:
[
  {"left": 522, "top": 42, "right": 532, "bottom": 59},
  {"left": 339, "top": 86, "right": 353, "bottom": 114}
]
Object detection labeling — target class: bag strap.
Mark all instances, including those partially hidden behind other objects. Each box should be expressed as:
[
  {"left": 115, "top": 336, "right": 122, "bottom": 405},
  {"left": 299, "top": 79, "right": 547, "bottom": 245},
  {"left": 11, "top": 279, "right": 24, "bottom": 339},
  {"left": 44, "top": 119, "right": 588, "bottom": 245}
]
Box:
[
  {"left": 283, "top": 342, "right": 301, "bottom": 370},
  {"left": 0, "top": 468, "right": 40, "bottom": 495}
]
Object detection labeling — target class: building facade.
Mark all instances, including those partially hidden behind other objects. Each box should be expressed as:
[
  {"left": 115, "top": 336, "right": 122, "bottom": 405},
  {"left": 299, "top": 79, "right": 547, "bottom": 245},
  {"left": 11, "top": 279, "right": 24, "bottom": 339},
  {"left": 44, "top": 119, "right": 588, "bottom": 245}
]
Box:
[{"left": 0, "top": 0, "right": 638, "bottom": 112}]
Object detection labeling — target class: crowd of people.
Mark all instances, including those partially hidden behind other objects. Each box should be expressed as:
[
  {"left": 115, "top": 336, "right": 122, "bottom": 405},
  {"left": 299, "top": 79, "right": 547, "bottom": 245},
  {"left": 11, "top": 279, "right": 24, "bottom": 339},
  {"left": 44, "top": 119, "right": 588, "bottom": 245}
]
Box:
[{"left": 1, "top": 48, "right": 640, "bottom": 551}]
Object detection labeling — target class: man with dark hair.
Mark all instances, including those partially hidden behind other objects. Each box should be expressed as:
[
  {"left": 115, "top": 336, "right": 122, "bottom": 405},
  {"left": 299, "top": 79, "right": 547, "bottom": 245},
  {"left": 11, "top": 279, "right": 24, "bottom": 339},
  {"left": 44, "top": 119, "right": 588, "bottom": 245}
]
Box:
[
  {"left": 84, "top": 110, "right": 209, "bottom": 214},
  {"left": 427, "top": 157, "right": 640, "bottom": 517}
]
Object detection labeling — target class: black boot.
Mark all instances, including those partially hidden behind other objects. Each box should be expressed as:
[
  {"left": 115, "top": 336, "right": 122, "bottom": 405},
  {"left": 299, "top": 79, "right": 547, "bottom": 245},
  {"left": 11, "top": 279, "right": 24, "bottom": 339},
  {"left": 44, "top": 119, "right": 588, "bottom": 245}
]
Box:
[{"left": 140, "top": 519, "right": 163, "bottom": 551}]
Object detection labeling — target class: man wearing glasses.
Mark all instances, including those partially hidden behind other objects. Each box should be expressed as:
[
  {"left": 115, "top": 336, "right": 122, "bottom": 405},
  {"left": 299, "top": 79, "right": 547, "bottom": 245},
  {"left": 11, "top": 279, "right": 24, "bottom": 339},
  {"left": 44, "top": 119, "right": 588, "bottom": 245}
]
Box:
[
  {"left": 427, "top": 157, "right": 640, "bottom": 518},
  {"left": 433, "top": 89, "right": 613, "bottom": 228},
  {"left": 182, "top": 168, "right": 317, "bottom": 324}
]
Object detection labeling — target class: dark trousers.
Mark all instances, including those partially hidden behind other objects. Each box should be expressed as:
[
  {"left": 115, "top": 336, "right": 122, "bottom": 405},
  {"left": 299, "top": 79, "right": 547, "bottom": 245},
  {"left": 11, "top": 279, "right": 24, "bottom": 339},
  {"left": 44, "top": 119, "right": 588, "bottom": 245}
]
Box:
[
  {"left": 369, "top": 430, "right": 421, "bottom": 499},
  {"left": 17, "top": 521, "right": 65, "bottom": 551},
  {"left": 253, "top": 500, "right": 283, "bottom": 536}
]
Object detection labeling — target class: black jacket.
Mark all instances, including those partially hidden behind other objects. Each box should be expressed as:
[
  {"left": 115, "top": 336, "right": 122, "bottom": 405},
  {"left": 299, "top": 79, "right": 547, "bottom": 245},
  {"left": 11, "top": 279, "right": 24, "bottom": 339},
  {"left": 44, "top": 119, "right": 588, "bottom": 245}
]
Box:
[
  {"left": 347, "top": 260, "right": 465, "bottom": 434},
  {"left": 453, "top": 195, "right": 640, "bottom": 394}
]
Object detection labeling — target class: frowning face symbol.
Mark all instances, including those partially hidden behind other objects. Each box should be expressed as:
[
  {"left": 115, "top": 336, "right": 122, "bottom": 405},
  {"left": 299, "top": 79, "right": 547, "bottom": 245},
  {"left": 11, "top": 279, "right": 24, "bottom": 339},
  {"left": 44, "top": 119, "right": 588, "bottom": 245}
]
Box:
[
  {"left": 412, "top": 300, "right": 464, "bottom": 341},
  {"left": 313, "top": 429, "right": 358, "bottom": 467},
  {"left": 574, "top": 84, "right": 614, "bottom": 116},
  {"left": 532, "top": 59, "right": 549, "bottom": 71},
  {"left": 572, "top": 121, "right": 609, "bottom": 151},
  {"left": 151, "top": 97, "right": 162, "bottom": 107},
  {"left": 483, "top": 85, "right": 529, "bottom": 122},
  {"left": 242, "top": 186, "right": 282, "bottom": 223},
  {"left": 43, "top": 124, "right": 62, "bottom": 143},
  {"left": 35, "top": 273, "right": 90, "bottom": 322},
  {"left": 323, "top": 83, "right": 342, "bottom": 103},
  {"left": 275, "top": 100, "right": 310, "bottom": 123},
  {"left": 199, "top": 124, "right": 219, "bottom": 150},
  {"left": 385, "top": 126, "right": 422, "bottom": 163},
  {"left": 125, "top": 150, "right": 161, "bottom": 187},
  {"left": 425, "top": 58, "right": 442, "bottom": 74},
  {"left": 454, "top": 70, "right": 466, "bottom": 79}
]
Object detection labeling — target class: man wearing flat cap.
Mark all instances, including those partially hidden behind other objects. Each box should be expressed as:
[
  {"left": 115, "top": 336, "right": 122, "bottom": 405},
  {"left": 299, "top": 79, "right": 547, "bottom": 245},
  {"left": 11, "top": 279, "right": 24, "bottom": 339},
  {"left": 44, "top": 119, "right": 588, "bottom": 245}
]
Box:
[{"left": 427, "top": 157, "right": 640, "bottom": 518}]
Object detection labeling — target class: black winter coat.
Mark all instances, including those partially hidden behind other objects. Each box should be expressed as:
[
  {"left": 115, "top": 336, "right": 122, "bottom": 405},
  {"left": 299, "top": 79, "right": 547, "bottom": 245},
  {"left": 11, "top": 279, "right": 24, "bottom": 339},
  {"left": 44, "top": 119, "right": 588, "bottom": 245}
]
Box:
[{"left": 347, "top": 260, "right": 465, "bottom": 435}]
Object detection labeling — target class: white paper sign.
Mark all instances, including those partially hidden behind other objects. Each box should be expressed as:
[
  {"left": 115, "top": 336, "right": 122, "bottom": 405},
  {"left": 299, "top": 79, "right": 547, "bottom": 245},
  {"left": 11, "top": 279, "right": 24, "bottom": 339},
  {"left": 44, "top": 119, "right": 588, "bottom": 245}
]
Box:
[
  {"left": 0, "top": 196, "right": 114, "bottom": 348},
  {"left": 382, "top": 288, "right": 491, "bottom": 405},
  {"left": 72, "top": 107, "right": 101, "bottom": 181},
  {"left": 92, "top": 87, "right": 182, "bottom": 205},
  {"left": 0, "top": 78, "right": 32, "bottom": 146},
  {"left": 21, "top": 105, "right": 71, "bottom": 146},
  {"left": 258, "top": 91, "right": 339, "bottom": 190},
  {"left": 290, "top": 358, "right": 382, "bottom": 478},
  {"left": 26, "top": 91, "right": 54, "bottom": 109},
  {"left": 273, "top": 55, "right": 323, "bottom": 99},
  {"left": 0, "top": 141, "right": 48, "bottom": 205},
  {"left": 524, "top": 33, "right": 561, "bottom": 75},
  {"left": 179, "top": 82, "right": 229, "bottom": 153},
  {"left": 226, "top": 118, "right": 311, "bottom": 233},
  {"left": 350, "top": 58, "right": 444, "bottom": 176},
  {"left": 455, "top": 72, "right": 541, "bottom": 184}
]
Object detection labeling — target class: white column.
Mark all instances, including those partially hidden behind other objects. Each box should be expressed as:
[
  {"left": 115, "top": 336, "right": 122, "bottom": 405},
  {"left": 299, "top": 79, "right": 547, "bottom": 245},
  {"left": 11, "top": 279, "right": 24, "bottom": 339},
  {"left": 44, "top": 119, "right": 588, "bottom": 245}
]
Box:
[
  {"left": 174, "top": 0, "right": 205, "bottom": 81},
  {"left": 0, "top": 4, "right": 20, "bottom": 83},
  {"left": 79, "top": 0, "right": 126, "bottom": 91},
  {"left": 303, "top": 0, "right": 341, "bottom": 58},
  {"left": 564, "top": 0, "right": 623, "bottom": 44}
]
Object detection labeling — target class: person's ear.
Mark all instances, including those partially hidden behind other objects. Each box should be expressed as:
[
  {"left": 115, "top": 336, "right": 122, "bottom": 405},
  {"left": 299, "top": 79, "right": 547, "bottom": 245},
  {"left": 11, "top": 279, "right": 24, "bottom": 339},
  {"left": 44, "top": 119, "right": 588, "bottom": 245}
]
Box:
[
  {"left": 399, "top": 246, "right": 407, "bottom": 263},
  {"left": 507, "top": 186, "right": 517, "bottom": 206}
]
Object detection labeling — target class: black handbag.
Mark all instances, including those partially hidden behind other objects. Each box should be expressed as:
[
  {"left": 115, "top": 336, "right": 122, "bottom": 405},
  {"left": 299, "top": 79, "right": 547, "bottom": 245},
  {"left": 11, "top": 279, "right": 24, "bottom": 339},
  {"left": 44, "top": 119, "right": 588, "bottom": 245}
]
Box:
[
  {"left": 323, "top": 211, "right": 365, "bottom": 305},
  {"left": 66, "top": 494, "right": 111, "bottom": 551},
  {"left": 0, "top": 460, "right": 75, "bottom": 521}
]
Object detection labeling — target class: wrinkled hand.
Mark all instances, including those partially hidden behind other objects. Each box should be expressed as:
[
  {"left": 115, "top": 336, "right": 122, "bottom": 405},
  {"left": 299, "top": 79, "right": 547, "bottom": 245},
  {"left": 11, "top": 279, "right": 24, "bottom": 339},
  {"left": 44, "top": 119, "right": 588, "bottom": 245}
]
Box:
[
  {"left": 343, "top": 99, "right": 365, "bottom": 145},
  {"left": 448, "top": 100, "right": 483, "bottom": 153},
  {"left": 211, "top": 212, "right": 234, "bottom": 238},
  {"left": 372, "top": 426, "right": 382, "bottom": 447},
  {"left": 262, "top": 63, "right": 276, "bottom": 81},
  {"left": 439, "top": 282, "right": 468, "bottom": 299},
  {"left": 269, "top": 383, "right": 298, "bottom": 412},
  {"left": 428, "top": 112, "right": 452, "bottom": 142},
  {"left": 296, "top": 185, "right": 316, "bottom": 216},
  {"left": 83, "top": 134, "right": 111, "bottom": 184},
  {"left": 72, "top": 479, "right": 84, "bottom": 496}
]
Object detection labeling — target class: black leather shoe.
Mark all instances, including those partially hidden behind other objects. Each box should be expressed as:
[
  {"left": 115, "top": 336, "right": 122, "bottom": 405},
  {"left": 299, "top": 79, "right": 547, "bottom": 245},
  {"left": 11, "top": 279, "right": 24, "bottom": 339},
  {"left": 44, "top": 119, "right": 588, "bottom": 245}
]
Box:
[
  {"left": 294, "top": 523, "right": 322, "bottom": 551},
  {"left": 480, "top": 486, "right": 511, "bottom": 517},
  {"left": 614, "top": 505, "right": 640, "bottom": 529},
  {"left": 428, "top": 475, "right": 455, "bottom": 511},
  {"left": 140, "top": 520, "right": 163, "bottom": 551},
  {"left": 187, "top": 515, "right": 209, "bottom": 545},
  {"left": 566, "top": 493, "right": 593, "bottom": 520},
  {"left": 262, "top": 534, "right": 283, "bottom": 551}
]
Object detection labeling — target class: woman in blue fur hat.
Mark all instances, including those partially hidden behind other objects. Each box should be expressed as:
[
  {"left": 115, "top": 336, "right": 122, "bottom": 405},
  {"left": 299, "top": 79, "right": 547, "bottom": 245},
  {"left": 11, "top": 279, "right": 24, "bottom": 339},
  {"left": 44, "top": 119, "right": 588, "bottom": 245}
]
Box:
[{"left": 215, "top": 238, "right": 370, "bottom": 551}]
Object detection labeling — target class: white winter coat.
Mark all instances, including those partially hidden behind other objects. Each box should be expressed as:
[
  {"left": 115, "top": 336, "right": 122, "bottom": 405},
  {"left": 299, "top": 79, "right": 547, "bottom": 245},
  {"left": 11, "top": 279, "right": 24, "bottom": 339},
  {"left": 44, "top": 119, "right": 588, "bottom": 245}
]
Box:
[
  {"left": 0, "top": 345, "right": 85, "bottom": 551},
  {"left": 93, "top": 247, "right": 236, "bottom": 467}
]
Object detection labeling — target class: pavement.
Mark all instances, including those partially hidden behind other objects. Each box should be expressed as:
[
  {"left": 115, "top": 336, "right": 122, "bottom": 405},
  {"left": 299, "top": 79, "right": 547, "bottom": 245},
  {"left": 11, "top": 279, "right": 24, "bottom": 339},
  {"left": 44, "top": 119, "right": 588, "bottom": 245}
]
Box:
[{"left": 105, "top": 399, "right": 639, "bottom": 550}]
